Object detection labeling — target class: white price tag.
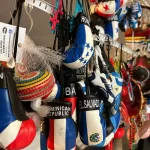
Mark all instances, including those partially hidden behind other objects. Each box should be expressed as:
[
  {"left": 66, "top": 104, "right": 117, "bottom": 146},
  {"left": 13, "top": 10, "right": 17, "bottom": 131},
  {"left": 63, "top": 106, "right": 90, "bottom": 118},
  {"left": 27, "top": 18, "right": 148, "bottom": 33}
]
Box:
[
  {"left": 25, "top": 0, "right": 54, "bottom": 15},
  {"left": 0, "top": 22, "right": 26, "bottom": 62}
]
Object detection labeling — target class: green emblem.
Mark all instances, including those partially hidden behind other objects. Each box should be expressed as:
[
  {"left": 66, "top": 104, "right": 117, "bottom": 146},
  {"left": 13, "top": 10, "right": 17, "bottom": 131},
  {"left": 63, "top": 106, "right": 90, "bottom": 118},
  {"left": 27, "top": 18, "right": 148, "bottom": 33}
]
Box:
[{"left": 90, "top": 133, "right": 100, "bottom": 142}]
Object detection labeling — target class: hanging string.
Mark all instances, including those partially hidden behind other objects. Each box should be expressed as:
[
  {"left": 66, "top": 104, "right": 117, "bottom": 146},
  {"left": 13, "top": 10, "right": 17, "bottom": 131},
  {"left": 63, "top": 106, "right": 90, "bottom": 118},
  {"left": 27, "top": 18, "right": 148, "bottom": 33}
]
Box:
[
  {"left": 120, "top": 44, "right": 123, "bottom": 71},
  {"left": 85, "top": 0, "right": 91, "bottom": 20},
  {"left": 14, "top": 0, "right": 24, "bottom": 61},
  {"left": 132, "top": 30, "right": 135, "bottom": 50},
  {"left": 24, "top": 4, "right": 34, "bottom": 34},
  {"left": 74, "top": 0, "right": 84, "bottom": 16},
  {"left": 107, "top": 36, "right": 110, "bottom": 59},
  {"left": 8, "top": 0, "right": 19, "bottom": 24},
  {"left": 115, "top": 48, "right": 118, "bottom": 58},
  {"left": 86, "top": 64, "right": 90, "bottom": 96}
]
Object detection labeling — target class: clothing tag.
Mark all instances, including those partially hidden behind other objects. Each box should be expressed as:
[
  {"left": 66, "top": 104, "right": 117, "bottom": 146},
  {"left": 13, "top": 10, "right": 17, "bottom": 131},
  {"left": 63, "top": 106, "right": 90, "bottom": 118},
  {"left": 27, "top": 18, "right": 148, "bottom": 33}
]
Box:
[
  {"left": 0, "top": 22, "right": 26, "bottom": 62},
  {"left": 25, "top": 0, "right": 54, "bottom": 15}
]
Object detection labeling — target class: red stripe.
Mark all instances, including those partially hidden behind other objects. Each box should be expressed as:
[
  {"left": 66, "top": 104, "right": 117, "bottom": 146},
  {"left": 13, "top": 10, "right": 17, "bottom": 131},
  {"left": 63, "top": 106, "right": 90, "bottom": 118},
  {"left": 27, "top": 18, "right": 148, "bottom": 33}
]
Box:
[
  {"left": 42, "top": 90, "right": 54, "bottom": 100},
  {"left": 64, "top": 97, "right": 77, "bottom": 116},
  {"left": 47, "top": 120, "right": 54, "bottom": 150},
  {"left": 120, "top": 0, "right": 123, "bottom": 7},
  {"left": 19, "top": 82, "right": 55, "bottom": 101},
  {"left": 17, "top": 75, "right": 55, "bottom": 94},
  {"left": 7, "top": 119, "right": 36, "bottom": 150}
]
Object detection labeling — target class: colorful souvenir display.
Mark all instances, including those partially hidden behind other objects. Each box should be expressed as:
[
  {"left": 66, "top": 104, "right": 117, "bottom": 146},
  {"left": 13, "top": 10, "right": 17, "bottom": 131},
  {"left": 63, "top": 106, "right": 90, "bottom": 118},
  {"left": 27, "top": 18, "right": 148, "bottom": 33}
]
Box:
[{"left": 0, "top": 0, "right": 150, "bottom": 150}]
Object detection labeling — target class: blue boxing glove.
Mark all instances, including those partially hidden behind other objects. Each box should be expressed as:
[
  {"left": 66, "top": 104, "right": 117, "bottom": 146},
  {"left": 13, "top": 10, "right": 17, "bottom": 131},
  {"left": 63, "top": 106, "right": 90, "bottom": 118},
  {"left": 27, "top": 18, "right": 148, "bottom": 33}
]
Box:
[{"left": 63, "top": 13, "right": 94, "bottom": 69}]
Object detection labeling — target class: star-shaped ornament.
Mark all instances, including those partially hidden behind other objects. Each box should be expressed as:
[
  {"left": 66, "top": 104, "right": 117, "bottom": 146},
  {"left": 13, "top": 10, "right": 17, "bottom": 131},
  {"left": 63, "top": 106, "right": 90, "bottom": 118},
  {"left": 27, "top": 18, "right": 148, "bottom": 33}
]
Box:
[{"left": 103, "top": 4, "right": 110, "bottom": 12}]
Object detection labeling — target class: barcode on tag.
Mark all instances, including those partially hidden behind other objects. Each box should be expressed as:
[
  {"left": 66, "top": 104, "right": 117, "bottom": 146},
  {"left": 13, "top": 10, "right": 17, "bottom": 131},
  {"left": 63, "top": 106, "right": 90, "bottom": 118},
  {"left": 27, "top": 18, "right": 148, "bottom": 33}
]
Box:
[{"left": 0, "top": 22, "right": 26, "bottom": 62}]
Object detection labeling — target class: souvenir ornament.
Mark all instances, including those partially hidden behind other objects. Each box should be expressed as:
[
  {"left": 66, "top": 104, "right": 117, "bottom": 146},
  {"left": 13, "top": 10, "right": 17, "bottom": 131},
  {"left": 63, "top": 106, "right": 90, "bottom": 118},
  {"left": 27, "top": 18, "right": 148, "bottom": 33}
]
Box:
[
  {"left": 130, "top": 1, "right": 142, "bottom": 19},
  {"left": 91, "top": 0, "right": 128, "bottom": 18},
  {"left": 122, "top": 79, "right": 145, "bottom": 118},
  {"left": 0, "top": 67, "right": 36, "bottom": 150},
  {"left": 16, "top": 70, "right": 55, "bottom": 101},
  {"left": 132, "top": 55, "right": 150, "bottom": 96},
  {"left": 103, "top": 72, "right": 123, "bottom": 146},
  {"left": 77, "top": 78, "right": 109, "bottom": 147},
  {"left": 47, "top": 101, "right": 77, "bottom": 150},
  {"left": 63, "top": 13, "right": 94, "bottom": 69},
  {"left": 89, "top": 45, "right": 122, "bottom": 116},
  {"left": 78, "top": 94, "right": 104, "bottom": 146},
  {"left": 104, "top": 15, "right": 119, "bottom": 40},
  {"left": 90, "top": 31, "right": 123, "bottom": 145}
]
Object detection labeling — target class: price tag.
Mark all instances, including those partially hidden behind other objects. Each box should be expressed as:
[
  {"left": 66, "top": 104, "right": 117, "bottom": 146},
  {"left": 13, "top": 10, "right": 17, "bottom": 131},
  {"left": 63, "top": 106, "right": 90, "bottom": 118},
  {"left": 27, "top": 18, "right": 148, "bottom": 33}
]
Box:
[
  {"left": 0, "top": 22, "right": 26, "bottom": 62},
  {"left": 25, "top": 0, "right": 54, "bottom": 15}
]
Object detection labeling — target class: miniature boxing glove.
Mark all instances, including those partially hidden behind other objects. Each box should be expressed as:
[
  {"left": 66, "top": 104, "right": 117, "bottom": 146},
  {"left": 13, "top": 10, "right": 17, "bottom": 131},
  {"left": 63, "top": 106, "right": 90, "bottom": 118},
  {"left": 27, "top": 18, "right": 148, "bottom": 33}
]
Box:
[
  {"left": 78, "top": 94, "right": 105, "bottom": 146},
  {"left": 63, "top": 13, "right": 94, "bottom": 69},
  {"left": 0, "top": 67, "right": 36, "bottom": 150},
  {"left": 47, "top": 101, "right": 77, "bottom": 150}
]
